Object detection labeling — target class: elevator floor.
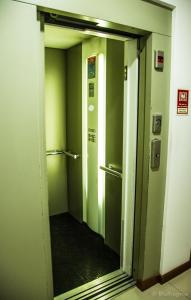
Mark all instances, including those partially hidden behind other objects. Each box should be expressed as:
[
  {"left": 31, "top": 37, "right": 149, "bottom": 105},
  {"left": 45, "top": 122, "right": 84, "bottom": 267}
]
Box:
[{"left": 50, "top": 213, "right": 120, "bottom": 296}]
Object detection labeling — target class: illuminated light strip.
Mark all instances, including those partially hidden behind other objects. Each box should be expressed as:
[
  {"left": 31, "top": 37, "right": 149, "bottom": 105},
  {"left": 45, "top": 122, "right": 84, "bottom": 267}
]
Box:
[
  {"left": 82, "top": 58, "right": 88, "bottom": 222},
  {"left": 98, "top": 53, "right": 106, "bottom": 237}
]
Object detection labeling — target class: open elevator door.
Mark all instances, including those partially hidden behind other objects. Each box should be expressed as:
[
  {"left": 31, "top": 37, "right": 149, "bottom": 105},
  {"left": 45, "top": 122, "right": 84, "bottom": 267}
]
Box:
[
  {"left": 66, "top": 44, "right": 83, "bottom": 222},
  {"left": 104, "top": 39, "right": 124, "bottom": 255}
]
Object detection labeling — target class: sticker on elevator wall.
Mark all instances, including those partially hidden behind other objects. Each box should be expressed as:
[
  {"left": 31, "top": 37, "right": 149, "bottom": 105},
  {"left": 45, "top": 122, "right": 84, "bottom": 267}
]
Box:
[
  {"left": 89, "top": 83, "right": 95, "bottom": 97},
  {"left": 88, "top": 56, "right": 96, "bottom": 79},
  {"left": 177, "top": 89, "right": 189, "bottom": 115},
  {"left": 88, "top": 104, "right": 94, "bottom": 112},
  {"left": 88, "top": 128, "right": 96, "bottom": 143}
]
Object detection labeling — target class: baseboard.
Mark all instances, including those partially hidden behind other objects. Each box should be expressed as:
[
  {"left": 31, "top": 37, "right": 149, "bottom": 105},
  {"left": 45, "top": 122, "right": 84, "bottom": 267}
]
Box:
[
  {"left": 159, "top": 259, "right": 191, "bottom": 284},
  {"left": 136, "top": 259, "right": 191, "bottom": 291},
  {"left": 136, "top": 275, "right": 160, "bottom": 291}
]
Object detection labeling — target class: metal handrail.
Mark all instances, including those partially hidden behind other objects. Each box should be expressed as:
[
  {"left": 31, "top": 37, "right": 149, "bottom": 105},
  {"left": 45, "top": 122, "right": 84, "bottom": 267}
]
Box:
[
  {"left": 100, "top": 165, "right": 122, "bottom": 179},
  {"left": 46, "top": 150, "right": 80, "bottom": 160},
  {"left": 46, "top": 150, "right": 64, "bottom": 156},
  {"left": 63, "top": 151, "right": 80, "bottom": 160}
]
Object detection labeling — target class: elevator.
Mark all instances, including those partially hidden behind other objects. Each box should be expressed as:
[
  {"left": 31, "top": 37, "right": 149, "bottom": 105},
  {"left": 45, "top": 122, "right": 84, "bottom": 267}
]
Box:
[
  {"left": 0, "top": 1, "right": 173, "bottom": 299},
  {"left": 44, "top": 22, "right": 137, "bottom": 298}
]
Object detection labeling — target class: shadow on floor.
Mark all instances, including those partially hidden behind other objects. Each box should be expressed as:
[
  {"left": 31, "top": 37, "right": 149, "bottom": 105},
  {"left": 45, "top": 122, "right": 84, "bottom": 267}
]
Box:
[{"left": 50, "top": 213, "right": 120, "bottom": 296}]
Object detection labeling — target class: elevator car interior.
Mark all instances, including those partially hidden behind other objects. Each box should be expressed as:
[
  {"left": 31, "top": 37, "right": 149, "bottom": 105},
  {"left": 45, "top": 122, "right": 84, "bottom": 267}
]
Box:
[{"left": 44, "top": 24, "right": 128, "bottom": 296}]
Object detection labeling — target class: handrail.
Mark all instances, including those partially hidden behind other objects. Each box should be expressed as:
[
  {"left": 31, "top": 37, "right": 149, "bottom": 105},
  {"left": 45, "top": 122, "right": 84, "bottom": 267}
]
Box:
[
  {"left": 46, "top": 150, "right": 80, "bottom": 160},
  {"left": 100, "top": 165, "right": 122, "bottom": 179},
  {"left": 63, "top": 151, "right": 80, "bottom": 160}
]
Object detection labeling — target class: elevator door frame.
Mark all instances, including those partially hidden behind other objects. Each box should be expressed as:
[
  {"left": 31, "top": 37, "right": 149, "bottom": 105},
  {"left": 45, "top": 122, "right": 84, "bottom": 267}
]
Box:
[
  {"left": 121, "top": 39, "right": 139, "bottom": 274},
  {"left": 41, "top": 10, "right": 142, "bottom": 295}
]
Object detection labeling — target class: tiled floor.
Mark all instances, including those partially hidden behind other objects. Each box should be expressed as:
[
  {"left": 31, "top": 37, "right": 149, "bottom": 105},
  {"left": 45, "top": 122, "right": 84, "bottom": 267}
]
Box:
[
  {"left": 50, "top": 213, "right": 120, "bottom": 296},
  {"left": 115, "top": 269, "right": 191, "bottom": 300}
]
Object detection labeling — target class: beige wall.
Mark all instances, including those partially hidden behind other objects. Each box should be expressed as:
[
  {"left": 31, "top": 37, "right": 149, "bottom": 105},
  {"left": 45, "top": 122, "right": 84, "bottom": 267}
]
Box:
[
  {"left": 45, "top": 48, "right": 68, "bottom": 216},
  {"left": 14, "top": 0, "right": 171, "bottom": 36},
  {"left": 141, "top": 33, "right": 171, "bottom": 280},
  {"left": 160, "top": 0, "right": 191, "bottom": 274},
  {"left": 0, "top": 1, "right": 53, "bottom": 299}
]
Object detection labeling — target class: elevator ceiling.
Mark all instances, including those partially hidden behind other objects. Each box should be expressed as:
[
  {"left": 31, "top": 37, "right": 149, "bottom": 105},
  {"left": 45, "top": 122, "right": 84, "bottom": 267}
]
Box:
[
  {"left": 44, "top": 24, "right": 129, "bottom": 50},
  {"left": 44, "top": 25, "right": 92, "bottom": 49}
]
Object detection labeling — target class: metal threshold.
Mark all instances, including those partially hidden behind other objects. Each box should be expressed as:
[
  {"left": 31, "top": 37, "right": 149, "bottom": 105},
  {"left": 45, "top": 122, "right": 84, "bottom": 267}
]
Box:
[{"left": 54, "top": 269, "right": 135, "bottom": 300}]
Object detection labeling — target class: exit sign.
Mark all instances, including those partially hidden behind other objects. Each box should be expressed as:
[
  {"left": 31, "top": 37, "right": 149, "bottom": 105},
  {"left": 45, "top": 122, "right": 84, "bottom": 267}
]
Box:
[{"left": 177, "top": 89, "right": 189, "bottom": 115}]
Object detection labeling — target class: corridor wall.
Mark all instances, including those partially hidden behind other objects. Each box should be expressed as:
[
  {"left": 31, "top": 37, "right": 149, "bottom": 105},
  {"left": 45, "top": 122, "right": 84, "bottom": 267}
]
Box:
[{"left": 159, "top": 0, "right": 191, "bottom": 275}]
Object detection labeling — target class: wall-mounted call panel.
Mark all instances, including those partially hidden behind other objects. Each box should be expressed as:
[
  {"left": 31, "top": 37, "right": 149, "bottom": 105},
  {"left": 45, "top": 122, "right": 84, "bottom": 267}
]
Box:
[{"left": 151, "top": 139, "right": 161, "bottom": 170}]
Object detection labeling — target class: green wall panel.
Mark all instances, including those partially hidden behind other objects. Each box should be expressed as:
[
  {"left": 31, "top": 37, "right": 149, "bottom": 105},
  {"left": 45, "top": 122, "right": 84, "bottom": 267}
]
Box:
[
  {"left": 66, "top": 44, "right": 83, "bottom": 222},
  {"left": 45, "top": 48, "right": 68, "bottom": 216}
]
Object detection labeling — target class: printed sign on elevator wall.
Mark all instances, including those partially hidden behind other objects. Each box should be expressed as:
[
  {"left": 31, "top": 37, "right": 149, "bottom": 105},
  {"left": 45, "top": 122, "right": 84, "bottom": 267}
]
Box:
[
  {"left": 177, "top": 89, "right": 189, "bottom": 115},
  {"left": 88, "top": 128, "right": 96, "bottom": 143},
  {"left": 88, "top": 56, "right": 96, "bottom": 79}
]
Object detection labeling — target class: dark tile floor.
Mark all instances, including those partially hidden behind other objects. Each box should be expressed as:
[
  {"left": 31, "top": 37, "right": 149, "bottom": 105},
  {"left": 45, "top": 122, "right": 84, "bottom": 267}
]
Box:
[{"left": 50, "top": 213, "right": 120, "bottom": 296}]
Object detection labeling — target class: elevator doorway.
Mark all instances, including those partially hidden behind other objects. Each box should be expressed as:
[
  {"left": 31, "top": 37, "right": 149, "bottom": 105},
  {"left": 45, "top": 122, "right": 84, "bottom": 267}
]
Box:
[{"left": 44, "top": 23, "right": 138, "bottom": 298}]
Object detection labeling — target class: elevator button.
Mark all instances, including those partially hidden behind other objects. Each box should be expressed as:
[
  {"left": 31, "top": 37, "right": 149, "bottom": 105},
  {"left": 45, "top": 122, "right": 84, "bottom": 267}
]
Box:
[
  {"left": 88, "top": 105, "right": 94, "bottom": 112},
  {"left": 89, "top": 83, "right": 95, "bottom": 97}
]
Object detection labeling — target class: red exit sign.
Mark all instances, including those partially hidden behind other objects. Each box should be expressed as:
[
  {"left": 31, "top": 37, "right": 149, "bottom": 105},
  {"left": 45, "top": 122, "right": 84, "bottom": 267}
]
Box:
[{"left": 177, "top": 89, "right": 189, "bottom": 115}]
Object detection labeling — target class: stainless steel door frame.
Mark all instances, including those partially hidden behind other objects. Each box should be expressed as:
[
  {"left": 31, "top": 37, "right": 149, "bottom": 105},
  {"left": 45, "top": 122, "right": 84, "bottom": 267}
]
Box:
[{"left": 120, "top": 39, "right": 139, "bottom": 274}]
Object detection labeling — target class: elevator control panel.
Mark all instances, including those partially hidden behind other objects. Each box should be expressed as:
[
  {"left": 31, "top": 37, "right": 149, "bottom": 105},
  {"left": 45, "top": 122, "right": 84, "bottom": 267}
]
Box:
[
  {"left": 89, "top": 83, "right": 95, "bottom": 97},
  {"left": 152, "top": 114, "right": 162, "bottom": 134},
  {"left": 151, "top": 139, "right": 161, "bottom": 170},
  {"left": 87, "top": 55, "right": 97, "bottom": 144},
  {"left": 154, "top": 50, "right": 164, "bottom": 71}
]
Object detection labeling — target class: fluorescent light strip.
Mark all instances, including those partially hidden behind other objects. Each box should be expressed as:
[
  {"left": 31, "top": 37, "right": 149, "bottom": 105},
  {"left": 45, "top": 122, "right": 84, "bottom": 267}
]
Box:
[
  {"left": 98, "top": 53, "right": 106, "bottom": 237},
  {"left": 82, "top": 58, "right": 88, "bottom": 222}
]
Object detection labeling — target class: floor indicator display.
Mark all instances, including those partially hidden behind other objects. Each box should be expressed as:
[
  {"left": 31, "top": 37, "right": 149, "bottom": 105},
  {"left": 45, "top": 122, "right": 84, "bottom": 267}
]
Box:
[{"left": 88, "top": 56, "right": 96, "bottom": 79}]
